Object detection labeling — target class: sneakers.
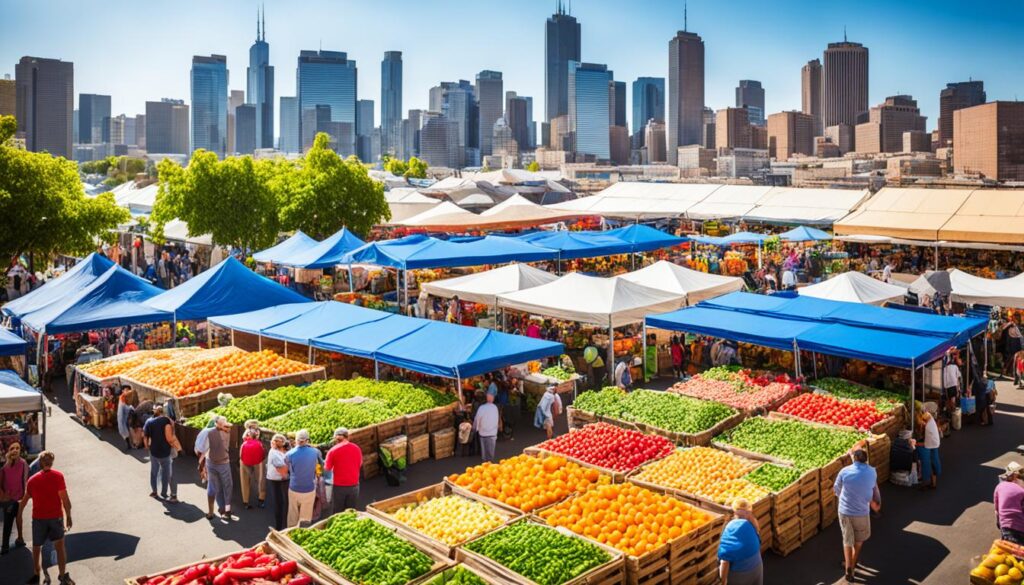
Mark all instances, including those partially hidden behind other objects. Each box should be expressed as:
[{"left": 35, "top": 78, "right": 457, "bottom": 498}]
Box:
[{"left": 59, "top": 574, "right": 75, "bottom": 585}]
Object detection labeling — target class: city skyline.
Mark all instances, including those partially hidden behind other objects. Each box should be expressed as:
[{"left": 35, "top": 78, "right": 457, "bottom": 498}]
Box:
[{"left": 2, "top": 0, "right": 1022, "bottom": 143}]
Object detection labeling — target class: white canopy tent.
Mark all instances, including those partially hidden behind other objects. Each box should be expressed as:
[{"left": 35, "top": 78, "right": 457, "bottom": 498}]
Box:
[
  {"left": 684, "top": 185, "right": 771, "bottom": 220},
  {"left": 948, "top": 269, "right": 1024, "bottom": 309},
  {"left": 745, "top": 187, "right": 870, "bottom": 225},
  {"left": 421, "top": 263, "right": 560, "bottom": 306},
  {"left": 161, "top": 219, "right": 214, "bottom": 246},
  {"left": 478, "top": 194, "right": 581, "bottom": 227},
  {"left": 396, "top": 201, "right": 479, "bottom": 228},
  {"left": 385, "top": 190, "right": 441, "bottom": 223},
  {"left": 616, "top": 261, "right": 744, "bottom": 305},
  {"left": 0, "top": 377, "right": 43, "bottom": 414},
  {"left": 798, "top": 272, "right": 907, "bottom": 306}
]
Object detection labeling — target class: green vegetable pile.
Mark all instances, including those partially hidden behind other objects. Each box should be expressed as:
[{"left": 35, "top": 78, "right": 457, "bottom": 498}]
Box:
[
  {"left": 425, "top": 567, "right": 488, "bottom": 585},
  {"left": 290, "top": 512, "right": 433, "bottom": 585},
  {"left": 264, "top": 398, "right": 399, "bottom": 444},
  {"left": 185, "top": 379, "right": 454, "bottom": 429},
  {"left": 814, "top": 378, "right": 906, "bottom": 412},
  {"left": 542, "top": 366, "right": 574, "bottom": 381},
  {"left": 699, "top": 365, "right": 744, "bottom": 382},
  {"left": 718, "top": 417, "right": 866, "bottom": 471},
  {"left": 465, "top": 521, "right": 610, "bottom": 585},
  {"left": 574, "top": 387, "right": 736, "bottom": 434},
  {"left": 743, "top": 463, "right": 802, "bottom": 492}
]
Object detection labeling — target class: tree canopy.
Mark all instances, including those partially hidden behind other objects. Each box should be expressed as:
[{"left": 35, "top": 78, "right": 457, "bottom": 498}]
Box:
[
  {"left": 383, "top": 154, "right": 428, "bottom": 179},
  {"left": 0, "top": 115, "right": 130, "bottom": 263},
  {"left": 526, "top": 161, "right": 540, "bottom": 172}
]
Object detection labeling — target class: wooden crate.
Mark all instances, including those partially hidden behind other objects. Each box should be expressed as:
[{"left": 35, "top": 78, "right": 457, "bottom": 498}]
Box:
[
  {"left": 820, "top": 497, "right": 838, "bottom": 529},
  {"left": 567, "top": 406, "right": 598, "bottom": 430},
  {"left": 635, "top": 410, "right": 745, "bottom": 448},
  {"left": 362, "top": 451, "right": 380, "bottom": 479},
  {"left": 444, "top": 478, "right": 537, "bottom": 517},
  {"left": 423, "top": 564, "right": 495, "bottom": 585},
  {"left": 406, "top": 411, "right": 429, "bottom": 437},
  {"left": 523, "top": 444, "right": 629, "bottom": 483},
  {"left": 378, "top": 417, "right": 406, "bottom": 442},
  {"left": 669, "top": 515, "right": 725, "bottom": 585},
  {"left": 408, "top": 433, "right": 431, "bottom": 465},
  {"left": 124, "top": 542, "right": 327, "bottom": 585},
  {"left": 267, "top": 511, "right": 452, "bottom": 585},
  {"left": 431, "top": 428, "right": 456, "bottom": 460},
  {"left": 367, "top": 482, "right": 520, "bottom": 559},
  {"left": 455, "top": 519, "right": 626, "bottom": 585},
  {"left": 428, "top": 404, "right": 456, "bottom": 433},
  {"left": 348, "top": 424, "right": 378, "bottom": 456}
]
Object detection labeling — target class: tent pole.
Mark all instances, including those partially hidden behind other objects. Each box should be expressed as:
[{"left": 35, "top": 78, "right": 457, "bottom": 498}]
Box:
[
  {"left": 966, "top": 341, "right": 972, "bottom": 393},
  {"left": 230, "top": 328, "right": 235, "bottom": 347},
  {"left": 792, "top": 340, "right": 801, "bottom": 378},
  {"left": 812, "top": 351, "right": 818, "bottom": 380},
  {"left": 171, "top": 316, "right": 177, "bottom": 349},
  {"left": 641, "top": 322, "right": 648, "bottom": 382},
  {"left": 284, "top": 340, "right": 288, "bottom": 357},
  {"left": 374, "top": 359, "right": 380, "bottom": 380},
  {"left": 910, "top": 359, "right": 916, "bottom": 431},
  {"left": 206, "top": 325, "right": 211, "bottom": 348},
  {"left": 41, "top": 391, "right": 46, "bottom": 450},
  {"left": 934, "top": 245, "right": 939, "bottom": 270},
  {"left": 347, "top": 265, "right": 354, "bottom": 293},
  {"left": 607, "top": 318, "right": 615, "bottom": 383},
  {"left": 456, "top": 369, "right": 464, "bottom": 405},
  {"left": 307, "top": 344, "right": 313, "bottom": 365},
  {"left": 258, "top": 333, "right": 262, "bottom": 351}
]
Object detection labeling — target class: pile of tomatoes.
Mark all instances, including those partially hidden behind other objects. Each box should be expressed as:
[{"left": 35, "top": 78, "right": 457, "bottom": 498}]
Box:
[
  {"left": 537, "top": 423, "right": 674, "bottom": 473},
  {"left": 777, "top": 393, "right": 887, "bottom": 430}
]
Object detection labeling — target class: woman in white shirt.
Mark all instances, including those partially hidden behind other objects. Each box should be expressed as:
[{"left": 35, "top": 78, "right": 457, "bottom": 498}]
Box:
[
  {"left": 265, "top": 434, "right": 290, "bottom": 530},
  {"left": 917, "top": 410, "right": 941, "bottom": 491}
]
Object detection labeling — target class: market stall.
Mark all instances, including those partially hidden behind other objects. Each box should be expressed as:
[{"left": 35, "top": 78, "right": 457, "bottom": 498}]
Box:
[
  {"left": 947, "top": 269, "right": 1024, "bottom": 309},
  {"left": 617, "top": 260, "right": 744, "bottom": 305},
  {"left": 778, "top": 225, "right": 833, "bottom": 242},
  {"left": 278, "top": 227, "right": 366, "bottom": 269},
  {"left": 2, "top": 252, "right": 121, "bottom": 324},
  {"left": 421, "top": 263, "right": 559, "bottom": 326},
  {"left": 0, "top": 369, "right": 45, "bottom": 452},
  {"left": 798, "top": 272, "right": 907, "bottom": 306},
  {"left": 251, "top": 230, "right": 319, "bottom": 264}
]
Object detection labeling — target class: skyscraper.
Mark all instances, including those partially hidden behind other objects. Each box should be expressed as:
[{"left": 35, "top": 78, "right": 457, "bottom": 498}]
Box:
[
  {"left": 356, "top": 98, "right": 374, "bottom": 162},
  {"left": 632, "top": 77, "right": 665, "bottom": 148},
  {"left": 735, "top": 80, "right": 765, "bottom": 127},
  {"left": 279, "top": 96, "right": 298, "bottom": 153},
  {"left": 544, "top": 3, "right": 581, "bottom": 124},
  {"left": 609, "top": 80, "right": 626, "bottom": 128},
  {"left": 190, "top": 54, "right": 228, "bottom": 156},
  {"left": 15, "top": 56, "right": 74, "bottom": 158},
  {"left": 854, "top": 95, "right": 926, "bottom": 154},
  {"left": 246, "top": 7, "right": 274, "bottom": 149},
  {"left": 715, "top": 107, "right": 752, "bottom": 152},
  {"left": 822, "top": 40, "right": 868, "bottom": 128},
  {"left": 235, "top": 103, "right": 256, "bottom": 155},
  {"left": 297, "top": 50, "right": 357, "bottom": 155},
  {"left": 568, "top": 61, "right": 611, "bottom": 160},
  {"left": 476, "top": 70, "right": 503, "bottom": 157},
  {"left": 767, "top": 111, "right": 815, "bottom": 161},
  {"left": 667, "top": 28, "right": 704, "bottom": 165},
  {"left": 401, "top": 109, "right": 424, "bottom": 159},
  {"left": 419, "top": 116, "right": 460, "bottom": 168},
  {"left": 145, "top": 98, "right": 189, "bottom": 155},
  {"left": 0, "top": 75, "right": 14, "bottom": 118},
  {"left": 506, "top": 92, "right": 531, "bottom": 152},
  {"left": 939, "top": 80, "right": 986, "bottom": 148},
  {"left": 801, "top": 59, "right": 822, "bottom": 135},
  {"left": 954, "top": 101, "right": 1024, "bottom": 182},
  {"left": 228, "top": 89, "right": 244, "bottom": 154},
  {"left": 440, "top": 80, "right": 476, "bottom": 167},
  {"left": 381, "top": 51, "right": 402, "bottom": 156},
  {"left": 78, "top": 93, "right": 110, "bottom": 144}
]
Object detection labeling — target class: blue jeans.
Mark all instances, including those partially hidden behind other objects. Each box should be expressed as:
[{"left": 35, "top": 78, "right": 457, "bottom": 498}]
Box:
[
  {"left": 207, "top": 461, "right": 233, "bottom": 511},
  {"left": 916, "top": 446, "right": 941, "bottom": 483},
  {"left": 150, "top": 455, "right": 176, "bottom": 497}
]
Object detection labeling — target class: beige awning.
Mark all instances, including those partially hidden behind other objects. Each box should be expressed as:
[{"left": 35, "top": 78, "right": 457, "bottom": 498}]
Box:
[
  {"left": 834, "top": 187, "right": 975, "bottom": 241},
  {"left": 936, "top": 189, "right": 1024, "bottom": 244}
]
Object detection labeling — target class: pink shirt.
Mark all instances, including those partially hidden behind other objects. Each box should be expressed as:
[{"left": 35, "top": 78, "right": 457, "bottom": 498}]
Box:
[
  {"left": 1, "top": 459, "right": 27, "bottom": 501},
  {"left": 526, "top": 323, "right": 541, "bottom": 339},
  {"left": 995, "top": 481, "right": 1024, "bottom": 533}
]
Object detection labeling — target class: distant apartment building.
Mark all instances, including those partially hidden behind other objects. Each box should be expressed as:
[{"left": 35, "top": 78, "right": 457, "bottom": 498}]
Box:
[
  {"left": 903, "top": 130, "right": 931, "bottom": 153},
  {"left": 767, "top": 111, "right": 815, "bottom": 161},
  {"left": 645, "top": 120, "right": 667, "bottom": 162},
  {"left": 854, "top": 95, "right": 926, "bottom": 154},
  {"left": 78, "top": 93, "right": 110, "bottom": 144},
  {"left": 676, "top": 144, "right": 715, "bottom": 174},
  {"left": 609, "top": 124, "right": 629, "bottom": 165},
  {"left": 715, "top": 107, "right": 751, "bottom": 152},
  {"left": 278, "top": 96, "right": 298, "bottom": 153},
  {"left": 736, "top": 80, "right": 765, "bottom": 127},
  {"left": 953, "top": 101, "right": 1024, "bottom": 181},
  {"left": 801, "top": 59, "right": 822, "bottom": 135},
  {"left": 938, "top": 80, "right": 985, "bottom": 148},
  {"left": 717, "top": 147, "right": 769, "bottom": 178},
  {"left": 15, "top": 56, "right": 74, "bottom": 158},
  {"left": 824, "top": 123, "right": 854, "bottom": 154},
  {"left": 145, "top": 99, "right": 189, "bottom": 154}
]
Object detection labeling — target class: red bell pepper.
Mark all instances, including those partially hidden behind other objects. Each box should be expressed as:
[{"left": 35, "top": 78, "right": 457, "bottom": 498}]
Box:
[
  {"left": 287, "top": 575, "right": 313, "bottom": 585},
  {"left": 221, "top": 567, "right": 272, "bottom": 580}
]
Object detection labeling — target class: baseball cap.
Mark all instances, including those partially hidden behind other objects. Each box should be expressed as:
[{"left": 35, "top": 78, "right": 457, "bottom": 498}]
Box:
[
  {"left": 334, "top": 428, "right": 349, "bottom": 438},
  {"left": 1001, "top": 461, "right": 1023, "bottom": 479},
  {"left": 295, "top": 429, "right": 310, "bottom": 443}
]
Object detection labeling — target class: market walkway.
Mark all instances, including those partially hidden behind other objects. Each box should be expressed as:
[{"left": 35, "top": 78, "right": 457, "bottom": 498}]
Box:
[{"left": 0, "top": 379, "right": 1016, "bottom": 584}]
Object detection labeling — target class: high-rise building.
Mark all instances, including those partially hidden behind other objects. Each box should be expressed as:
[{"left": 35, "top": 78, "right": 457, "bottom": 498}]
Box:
[
  {"left": 381, "top": 51, "right": 402, "bottom": 156},
  {"left": 440, "top": 80, "right": 476, "bottom": 167},
  {"left": 15, "top": 56, "right": 74, "bottom": 158},
  {"left": 667, "top": 29, "right": 705, "bottom": 165},
  {"left": 715, "top": 107, "right": 751, "bottom": 152},
  {"left": 279, "top": 96, "right": 298, "bottom": 153},
  {"left": 610, "top": 124, "right": 629, "bottom": 165},
  {"left": 766, "top": 111, "right": 815, "bottom": 161},
  {"left": 544, "top": 3, "right": 581, "bottom": 123},
  {"left": 78, "top": 93, "right": 110, "bottom": 144},
  {"left": 124, "top": 116, "right": 137, "bottom": 146},
  {"left": 297, "top": 49, "right": 357, "bottom": 155},
  {"left": 419, "top": 116, "right": 460, "bottom": 168},
  {"left": 939, "top": 80, "right": 986, "bottom": 148},
  {"left": 822, "top": 40, "right": 868, "bottom": 128},
  {"left": 401, "top": 109, "right": 424, "bottom": 159},
  {"left": 428, "top": 85, "right": 445, "bottom": 113},
  {"left": 609, "top": 80, "right": 626, "bottom": 128},
  {"left": 701, "top": 107, "right": 715, "bottom": 150},
  {"left": 247, "top": 8, "right": 274, "bottom": 149},
  {"left": 524, "top": 96, "right": 535, "bottom": 148},
  {"left": 492, "top": 118, "right": 518, "bottom": 158},
  {"left": 109, "top": 114, "right": 126, "bottom": 145},
  {"left": 824, "top": 124, "right": 853, "bottom": 154},
  {"left": 801, "top": 59, "right": 823, "bottom": 135},
  {"left": 228, "top": 89, "right": 244, "bottom": 154},
  {"left": 476, "top": 70, "right": 503, "bottom": 157},
  {"left": 735, "top": 80, "right": 765, "bottom": 127},
  {"left": 506, "top": 92, "right": 530, "bottom": 152},
  {"left": 356, "top": 98, "right": 374, "bottom": 162},
  {"left": 568, "top": 61, "right": 611, "bottom": 160},
  {"left": 190, "top": 54, "right": 228, "bottom": 156},
  {"left": 135, "top": 114, "right": 146, "bottom": 149},
  {"left": 0, "top": 75, "right": 15, "bottom": 118},
  {"left": 235, "top": 103, "right": 256, "bottom": 155},
  {"left": 632, "top": 77, "right": 665, "bottom": 148},
  {"left": 72, "top": 109, "right": 78, "bottom": 144},
  {"left": 854, "top": 95, "right": 926, "bottom": 154},
  {"left": 145, "top": 98, "right": 189, "bottom": 155},
  {"left": 953, "top": 101, "right": 1024, "bottom": 182},
  {"left": 644, "top": 120, "right": 666, "bottom": 162}
]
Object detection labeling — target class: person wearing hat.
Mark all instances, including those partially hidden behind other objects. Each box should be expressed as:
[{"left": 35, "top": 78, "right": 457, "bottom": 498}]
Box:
[
  {"left": 995, "top": 462, "right": 1024, "bottom": 545},
  {"left": 142, "top": 404, "right": 178, "bottom": 503},
  {"left": 916, "top": 406, "right": 941, "bottom": 491},
  {"left": 324, "top": 428, "right": 362, "bottom": 514},
  {"left": 889, "top": 429, "right": 918, "bottom": 482},
  {"left": 204, "top": 416, "right": 234, "bottom": 520},
  {"left": 717, "top": 498, "right": 763, "bottom": 585},
  {"left": 285, "top": 429, "right": 322, "bottom": 527},
  {"left": 834, "top": 448, "right": 881, "bottom": 583}
]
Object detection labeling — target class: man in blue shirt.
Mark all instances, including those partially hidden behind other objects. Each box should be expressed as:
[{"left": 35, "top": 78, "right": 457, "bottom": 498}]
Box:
[
  {"left": 834, "top": 449, "right": 881, "bottom": 583},
  {"left": 285, "top": 429, "right": 322, "bottom": 528}
]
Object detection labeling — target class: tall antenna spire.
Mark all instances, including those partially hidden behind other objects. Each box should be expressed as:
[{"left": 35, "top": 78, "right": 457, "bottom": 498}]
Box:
[
  {"left": 261, "top": 4, "right": 265, "bottom": 41},
  {"left": 684, "top": 0, "right": 688, "bottom": 31},
  {"left": 843, "top": 25, "right": 847, "bottom": 42},
  {"left": 256, "top": 7, "right": 260, "bottom": 40}
]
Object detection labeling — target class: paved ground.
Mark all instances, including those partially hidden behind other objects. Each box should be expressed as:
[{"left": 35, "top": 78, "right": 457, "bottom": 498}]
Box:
[{"left": 0, "top": 378, "right": 1017, "bottom": 584}]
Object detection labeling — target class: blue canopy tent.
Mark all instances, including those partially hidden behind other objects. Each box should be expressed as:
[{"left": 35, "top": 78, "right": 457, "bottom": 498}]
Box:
[
  {"left": 207, "top": 302, "right": 320, "bottom": 335},
  {"left": 260, "top": 301, "right": 389, "bottom": 345},
  {"left": 0, "top": 328, "right": 27, "bottom": 357},
  {"left": 312, "top": 314, "right": 429, "bottom": 361},
  {"left": 144, "top": 257, "right": 310, "bottom": 322},
  {"left": 2, "top": 253, "right": 118, "bottom": 321},
  {"left": 517, "top": 231, "right": 634, "bottom": 260},
  {"left": 795, "top": 324, "right": 953, "bottom": 370},
  {"left": 645, "top": 306, "right": 819, "bottom": 353},
  {"left": 602, "top": 225, "right": 689, "bottom": 253},
  {"left": 0, "top": 369, "right": 46, "bottom": 449},
  {"left": 280, "top": 227, "right": 366, "bottom": 269},
  {"left": 779, "top": 226, "right": 832, "bottom": 242},
  {"left": 252, "top": 231, "right": 319, "bottom": 264},
  {"left": 342, "top": 234, "right": 558, "bottom": 270}
]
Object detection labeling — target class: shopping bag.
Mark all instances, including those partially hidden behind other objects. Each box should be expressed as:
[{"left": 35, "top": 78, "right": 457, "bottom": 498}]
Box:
[{"left": 962, "top": 395, "right": 976, "bottom": 415}]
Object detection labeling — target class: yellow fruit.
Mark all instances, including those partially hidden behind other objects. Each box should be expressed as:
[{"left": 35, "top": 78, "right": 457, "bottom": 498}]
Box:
[
  {"left": 632, "top": 448, "right": 768, "bottom": 506},
  {"left": 389, "top": 495, "right": 506, "bottom": 546},
  {"left": 996, "top": 563, "right": 1010, "bottom": 577},
  {"left": 987, "top": 554, "right": 1007, "bottom": 569},
  {"left": 974, "top": 566, "right": 996, "bottom": 580},
  {"left": 1009, "top": 567, "right": 1023, "bottom": 580},
  {"left": 994, "top": 575, "right": 1015, "bottom": 585}
]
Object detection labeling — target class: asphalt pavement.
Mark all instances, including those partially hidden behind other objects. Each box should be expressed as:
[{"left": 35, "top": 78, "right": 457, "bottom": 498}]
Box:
[{"left": 0, "top": 377, "right": 1016, "bottom": 584}]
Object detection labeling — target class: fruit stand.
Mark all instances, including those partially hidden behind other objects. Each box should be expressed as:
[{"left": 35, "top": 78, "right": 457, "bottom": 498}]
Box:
[
  {"left": 125, "top": 543, "right": 321, "bottom": 585},
  {"left": 668, "top": 367, "right": 802, "bottom": 416},
  {"left": 970, "top": 539, "right": 1024, "bottom": 585},
  {"left": 525, "top": 423, "right": 675, "bottom": 480}
]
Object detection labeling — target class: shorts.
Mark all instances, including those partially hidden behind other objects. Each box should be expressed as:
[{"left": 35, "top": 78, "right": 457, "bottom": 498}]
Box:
[
  {"left": 32, "top": 517, "right": 65, "bottom": 546},
  {"left": 838, "top": 514, "right": 870, "bottom": 547},
  {"left": 542, "top": 416, "right": 553, "bottom": 430}
]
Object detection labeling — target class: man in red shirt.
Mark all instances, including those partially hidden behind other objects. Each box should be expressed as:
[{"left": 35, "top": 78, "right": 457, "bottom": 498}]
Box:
[
  {"left": 17, "top": 451, "right": 74, "bottom": 585},
  {"left": 324, "top": 427, "right": 362, "bottom": 514}
]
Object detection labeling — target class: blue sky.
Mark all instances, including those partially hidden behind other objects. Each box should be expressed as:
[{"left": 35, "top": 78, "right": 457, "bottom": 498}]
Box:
[{"left": 2, "top": 0, "right": 1022, "bottom": 137}]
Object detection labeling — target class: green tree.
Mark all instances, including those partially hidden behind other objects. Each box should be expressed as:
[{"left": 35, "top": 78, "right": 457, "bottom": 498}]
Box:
[
  {"left": 278, "top": 132, "right": 389, "bottom": 239},
  {"left": 0, "top": 115, "right": 130, "bottom": 262},
  {"left": 526, "top": 161, "right": 540, "bottom": 172},
  {"left": 383, "top": 155, "right": 408, "bottom": 177},
  {"left": 152, "top": 150, "right": 281, "bottom": 252},
  {"left": 405, "top": 156, "right": 428, "bottom": 179}
]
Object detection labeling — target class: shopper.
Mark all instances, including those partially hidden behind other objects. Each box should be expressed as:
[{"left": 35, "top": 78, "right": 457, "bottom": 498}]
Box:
[
  {"left": 116, "top": 387, "right": 135, "bottom": 451},
  {"left": 474, "top": 393, "right": 500, "bottom": 462},
  {"left": 717, "top": 498, "right": 762, "bottom": 585},
  {"left": 834, "top": 449, "right": 881, "bottom": 583},
  {"left": 534, "top": 386, "right": 559, "bottom": 440},
  {"left": 889, "top": 430, "right": 917, "bottom": 482},
  {"left": 324, "top": 428, "right": 362, "bottom": 514},
  {"left": 143, "top": 404, "right": 178, "bottom": 503},
  {"left": 285, "top": 429, "right": 322, "bottom": 527},
  {"left": 670, "top": 336, "right": 685, "bottom": 379},
  {"left": 941, "top": 353, "right": 962, "bottom": 416},
  {"left": 265, "top": 434, "right": 290, "bottom": 531},
  {"left": 994, "top": 462, "right": 1024, "bottom": 545},
  {"left": 917, "top": 409, "right": 941, "bottom": 491},
  {"left": 239, "top": 429, "right": 265, "bottom": 510},
  {"left": 0, "top": 443, "right": 28, "bottom": 554},
  {"left": 204, "top": 416, "right": 233, "bottom": 520},
  {"left": 243, "top": 420, "right": 266, "bottom": 505},
  {"left": 17, "top": 451, "right": 74, "bottom": 585}
]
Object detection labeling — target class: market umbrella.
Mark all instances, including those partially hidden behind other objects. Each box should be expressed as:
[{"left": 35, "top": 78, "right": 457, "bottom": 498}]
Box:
[
  {"left": 908, "top": 270, "right": 952, "bottom": 297},
  {"left": 778, "top": 225, "right": 833, "bottom": 242}
]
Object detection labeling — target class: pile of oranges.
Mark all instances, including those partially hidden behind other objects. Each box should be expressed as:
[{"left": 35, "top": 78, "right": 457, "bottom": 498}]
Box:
[
  {"left": 80, "top": 348, "right": 197, "bottom": 378},
  {"left": 631, "top": 447, "right": 769, "bottom": 507},
  {"left": 539, "top": 483, "right": 712, "bottom": 557},
  {"left": 448, "top": 454, "right": 609, "bottom": 512}
]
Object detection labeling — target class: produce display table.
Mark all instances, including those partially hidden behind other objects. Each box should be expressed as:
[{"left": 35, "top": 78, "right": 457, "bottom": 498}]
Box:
[
  {"left": 124, "top": 542, "right": 324, "bottom": 585},
  {"left": 568, "top": 404, "right": 744, "bottom": 448}
]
